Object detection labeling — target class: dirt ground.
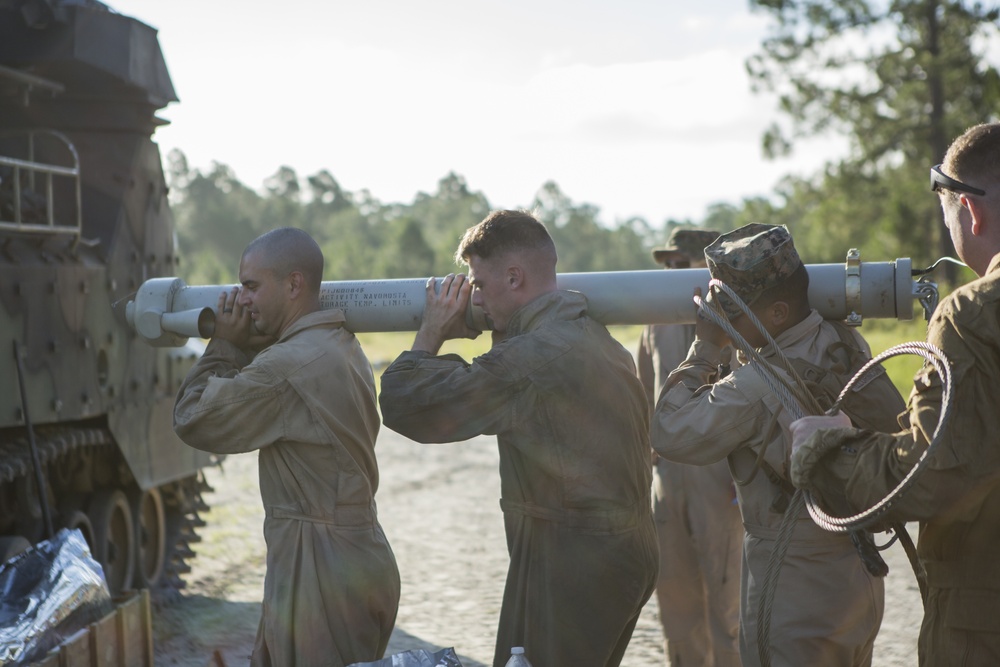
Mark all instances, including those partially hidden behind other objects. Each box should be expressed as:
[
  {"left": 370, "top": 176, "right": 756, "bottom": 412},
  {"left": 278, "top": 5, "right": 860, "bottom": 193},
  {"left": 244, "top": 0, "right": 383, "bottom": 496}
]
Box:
[{"left": 153, "top": 429, "right": 923, "bottom": 666}]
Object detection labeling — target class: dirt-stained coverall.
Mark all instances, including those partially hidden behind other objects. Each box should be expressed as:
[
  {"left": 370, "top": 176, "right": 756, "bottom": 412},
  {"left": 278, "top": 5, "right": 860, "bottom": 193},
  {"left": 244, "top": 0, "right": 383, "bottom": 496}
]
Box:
[
  {"left": 798, "top": 254, "right": 1000, "bottom": 665},
  {"left": 637, "top": 323, "right": 742, "bottom": 666},
  {"left": 174, "top": 310, "right": 400, "bottom": 667},
  {"left": 651, "top": 311, "right": 886, "bottom": 667},
  {"left": 380, "top": 291, "right": 658, "bottom": 667}
]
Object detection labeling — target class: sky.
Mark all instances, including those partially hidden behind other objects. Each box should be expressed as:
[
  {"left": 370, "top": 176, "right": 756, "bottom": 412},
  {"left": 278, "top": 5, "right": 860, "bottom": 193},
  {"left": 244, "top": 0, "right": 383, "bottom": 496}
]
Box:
[{"left": 110, "top": 0, "right": 852, "bottom": 226}]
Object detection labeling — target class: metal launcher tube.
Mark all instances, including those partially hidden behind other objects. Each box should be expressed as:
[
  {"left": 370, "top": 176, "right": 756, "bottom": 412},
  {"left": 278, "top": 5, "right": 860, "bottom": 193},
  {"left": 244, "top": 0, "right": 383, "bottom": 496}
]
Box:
[{"left": 125, "top": 256, "right": 915, "bottom": 346}]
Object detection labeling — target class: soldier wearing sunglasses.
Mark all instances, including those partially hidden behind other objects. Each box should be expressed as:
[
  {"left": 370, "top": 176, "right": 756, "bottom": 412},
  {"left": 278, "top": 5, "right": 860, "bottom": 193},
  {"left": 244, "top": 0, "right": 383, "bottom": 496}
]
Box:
[{"left": 791, "top": 122, "right": 1000, "bottom": 666}]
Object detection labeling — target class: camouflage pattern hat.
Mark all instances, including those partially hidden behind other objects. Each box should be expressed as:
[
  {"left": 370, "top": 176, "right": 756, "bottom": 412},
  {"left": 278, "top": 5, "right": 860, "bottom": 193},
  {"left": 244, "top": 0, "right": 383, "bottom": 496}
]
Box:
[
  {"left": 704, "top": 223, "right": 802, "bottom": 318},
  {"left": 652, "top": 228, "right": 721, "bottom": 264}
]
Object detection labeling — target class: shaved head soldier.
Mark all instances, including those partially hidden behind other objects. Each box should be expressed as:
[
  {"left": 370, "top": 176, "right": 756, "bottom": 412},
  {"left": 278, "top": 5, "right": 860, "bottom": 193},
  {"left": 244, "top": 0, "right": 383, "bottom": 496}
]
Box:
[{"left": 174, "top": 227, "right": 400, "bottom": 667}]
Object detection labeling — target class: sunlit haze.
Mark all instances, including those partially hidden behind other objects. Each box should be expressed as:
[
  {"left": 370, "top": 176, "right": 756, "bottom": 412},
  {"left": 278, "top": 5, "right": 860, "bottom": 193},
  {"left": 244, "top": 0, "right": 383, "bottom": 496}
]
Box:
[{"left": 111, "top": 0, "right": 850, "bottom": 225}]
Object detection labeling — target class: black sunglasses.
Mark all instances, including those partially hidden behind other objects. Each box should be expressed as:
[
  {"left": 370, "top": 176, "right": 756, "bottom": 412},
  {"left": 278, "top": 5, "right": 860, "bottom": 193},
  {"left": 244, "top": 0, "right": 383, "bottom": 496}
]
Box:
[{"left": 930, "top": 164, "right": 986, "bottom": 196}]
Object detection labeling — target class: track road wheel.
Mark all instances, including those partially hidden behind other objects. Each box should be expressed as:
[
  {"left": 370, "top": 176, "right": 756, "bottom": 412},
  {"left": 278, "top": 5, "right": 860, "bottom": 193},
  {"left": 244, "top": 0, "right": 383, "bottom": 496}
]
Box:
[
  {"left": 89, "top": 489, "right": 135, "bottom": 595},
  {"left": 58, "top": 509, "right": 95, "bottom": 549},
  {"left": 132, "top": 487, "right": 166, "bottom": 588}
]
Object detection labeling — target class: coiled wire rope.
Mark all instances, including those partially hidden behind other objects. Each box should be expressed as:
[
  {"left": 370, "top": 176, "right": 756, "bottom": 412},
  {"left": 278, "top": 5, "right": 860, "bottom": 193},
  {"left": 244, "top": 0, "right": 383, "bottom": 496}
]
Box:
[
  {"left": 695, "top": 279, "right": 953, "bottom": 667},
  {"left": 803, "top": 341, "right": 954, "bottom": 532}
]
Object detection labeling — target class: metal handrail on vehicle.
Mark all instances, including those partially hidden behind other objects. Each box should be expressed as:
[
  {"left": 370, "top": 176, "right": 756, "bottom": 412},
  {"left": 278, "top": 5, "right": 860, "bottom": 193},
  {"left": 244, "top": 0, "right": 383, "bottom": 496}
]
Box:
[{"left": 0, "top": 130, "right": 82, "bottom": 237}]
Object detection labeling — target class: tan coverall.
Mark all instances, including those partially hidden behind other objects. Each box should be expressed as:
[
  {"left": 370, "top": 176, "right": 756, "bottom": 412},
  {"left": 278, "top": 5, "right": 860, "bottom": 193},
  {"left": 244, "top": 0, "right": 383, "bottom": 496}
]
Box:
[
  {"left": 380, "top": 291, "right": 659, "bottom": 667},
  {"left": 803, "top": 253, "right": 1000, "bottom": 665},
  {"left": 637, "top": 324, "right": 742, "bottom": 666},
  {"left": 174, "top": 310, "right": 400, "bottom": 667},
  {"left": 651, "top": 311, "right": 886, "bottom": 667}
]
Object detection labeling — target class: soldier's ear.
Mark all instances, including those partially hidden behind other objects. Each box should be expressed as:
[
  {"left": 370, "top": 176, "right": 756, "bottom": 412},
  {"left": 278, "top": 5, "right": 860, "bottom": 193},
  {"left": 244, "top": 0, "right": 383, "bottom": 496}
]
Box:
[
  {"left": 768, "top": 300, "right": 790, "bottom": 328},
  {"left": 962, "top": 194, "right": 987, "bottom": 236},
  {"left": 286, "top": 270, "right": 305, "bottom": 298},
  {"left": 506, "top": 265, "right": 523, "bottom": 290}
]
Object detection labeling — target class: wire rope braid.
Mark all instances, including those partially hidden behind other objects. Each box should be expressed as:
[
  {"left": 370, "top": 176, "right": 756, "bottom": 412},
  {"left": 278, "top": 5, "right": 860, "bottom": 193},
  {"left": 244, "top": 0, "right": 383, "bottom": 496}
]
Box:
[{"left": 802, "top": 340, "right": 953, "bottom": 532}]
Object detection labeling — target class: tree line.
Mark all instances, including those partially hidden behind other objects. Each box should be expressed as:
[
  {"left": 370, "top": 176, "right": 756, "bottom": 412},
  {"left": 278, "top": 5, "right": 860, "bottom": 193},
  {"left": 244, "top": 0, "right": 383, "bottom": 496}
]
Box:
[
  {"left": 166, "top": 157, "right": 661, "bottom": 286},
  {"left": 168, "top": 0, "right": 999, "bottom": 287}
]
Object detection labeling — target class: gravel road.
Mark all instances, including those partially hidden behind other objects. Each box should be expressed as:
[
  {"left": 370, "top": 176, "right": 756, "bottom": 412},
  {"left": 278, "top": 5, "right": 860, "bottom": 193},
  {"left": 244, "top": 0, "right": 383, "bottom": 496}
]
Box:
[{"left": 153, "top": 429, "right": 923, "bottom": 666}]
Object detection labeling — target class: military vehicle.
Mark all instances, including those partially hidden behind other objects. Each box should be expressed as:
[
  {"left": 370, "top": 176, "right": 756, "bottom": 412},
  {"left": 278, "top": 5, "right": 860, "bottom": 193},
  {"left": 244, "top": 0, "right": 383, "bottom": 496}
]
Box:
[{"left": 0, "top": 0, "right": 217, "bottom": 599}]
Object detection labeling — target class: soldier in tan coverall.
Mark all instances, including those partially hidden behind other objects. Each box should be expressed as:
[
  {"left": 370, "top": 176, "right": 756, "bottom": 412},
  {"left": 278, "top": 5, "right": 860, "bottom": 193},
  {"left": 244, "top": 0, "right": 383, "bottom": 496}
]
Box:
[
  {"left": 651, "top": 223, "right": 902, "bottom": 667},
  {"left": 791, "top": 122, "right": 1000, "bottom": 666},
  {"left": 637, "top": 228, "right": 742, "bottom": 667},
  {"left": 174, "top": 227, "right": 400, "bottom": 667},
  {"left": 379, "top": 210, "right": 658, "bottom": 667}
]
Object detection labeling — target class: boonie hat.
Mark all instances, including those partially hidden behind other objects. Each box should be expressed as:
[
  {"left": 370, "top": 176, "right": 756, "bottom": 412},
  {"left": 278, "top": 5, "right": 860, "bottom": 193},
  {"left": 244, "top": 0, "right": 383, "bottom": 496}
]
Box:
[
  {"left": 704, "top": 223, "right": 802, "bottom": 318},
  {"left": 652, "top": 228, "right": 721, "bottom": 264}
]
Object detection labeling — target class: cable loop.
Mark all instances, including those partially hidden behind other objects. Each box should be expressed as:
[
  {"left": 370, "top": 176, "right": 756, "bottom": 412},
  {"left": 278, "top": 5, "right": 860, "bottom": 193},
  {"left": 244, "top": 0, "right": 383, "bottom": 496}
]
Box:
[{"left": 803, "top": 340, "right": 953, "bottom": 532}]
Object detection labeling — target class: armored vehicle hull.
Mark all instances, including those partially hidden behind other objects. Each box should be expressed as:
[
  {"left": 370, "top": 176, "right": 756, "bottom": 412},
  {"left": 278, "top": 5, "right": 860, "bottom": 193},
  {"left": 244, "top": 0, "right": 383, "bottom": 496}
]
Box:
[{"left": 0, "top": 0, "right": 216, "bottom": 598}]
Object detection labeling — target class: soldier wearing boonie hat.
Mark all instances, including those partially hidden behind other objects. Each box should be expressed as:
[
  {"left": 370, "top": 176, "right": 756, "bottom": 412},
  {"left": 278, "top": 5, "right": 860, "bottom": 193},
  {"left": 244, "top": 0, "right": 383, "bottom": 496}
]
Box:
[
  {"left": 653, "top": 228, "right": 722, "bottom": 266},
  {"left": 703, "top": 223, "right": 803, "bottom": 319},
  {"left": 638, "top": 227, "right": 742, "bottom": 666},
  {"left": 649, "top": 222, "right": 902, "bottom": 667}
]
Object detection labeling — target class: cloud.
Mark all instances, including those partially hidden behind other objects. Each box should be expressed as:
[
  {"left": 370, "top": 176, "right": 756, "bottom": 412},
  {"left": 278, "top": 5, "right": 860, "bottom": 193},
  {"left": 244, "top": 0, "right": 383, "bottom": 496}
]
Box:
[
  {"left": 132, "top": 0, "right": 847, "bottom": 225},
  {"left": 483, "top": 51, "right": 765, "bottom": 148}
]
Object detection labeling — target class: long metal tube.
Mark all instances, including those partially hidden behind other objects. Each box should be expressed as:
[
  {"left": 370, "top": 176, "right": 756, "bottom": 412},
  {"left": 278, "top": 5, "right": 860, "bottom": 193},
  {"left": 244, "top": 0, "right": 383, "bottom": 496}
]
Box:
[{"left": 125, "top": 259, "right": 915, "bottom": 346}]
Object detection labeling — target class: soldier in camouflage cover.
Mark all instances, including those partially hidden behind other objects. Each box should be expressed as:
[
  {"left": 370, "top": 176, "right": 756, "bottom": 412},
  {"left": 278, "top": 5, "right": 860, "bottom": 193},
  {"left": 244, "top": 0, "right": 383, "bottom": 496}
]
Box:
[{"left": 650, "top": 223, "right": 897, "bottom": 666}]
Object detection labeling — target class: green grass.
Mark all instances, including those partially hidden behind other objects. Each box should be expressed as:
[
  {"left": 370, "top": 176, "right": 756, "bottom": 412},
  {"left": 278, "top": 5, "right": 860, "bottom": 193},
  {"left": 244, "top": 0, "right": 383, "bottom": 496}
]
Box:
[
  {"left": 607, "top": 325, "right": 645, "bottom": 355},
  {"left": 358, "top": 325, "right": 644, "bottom": 395},
  {"left": 852, "top": 318, "right": 930, "bottom": 398},
  {"left": 357, "top": 331, "right": 495, "bottom": 396},
  {"left": 358, "top": 319, "right": 927, "bottom": 399},
  {"left": 356, "top": 331, "right": 493, "bottom": 368},
  {"left": 358, "top": 325, "right": 645, "bottom": 368}
]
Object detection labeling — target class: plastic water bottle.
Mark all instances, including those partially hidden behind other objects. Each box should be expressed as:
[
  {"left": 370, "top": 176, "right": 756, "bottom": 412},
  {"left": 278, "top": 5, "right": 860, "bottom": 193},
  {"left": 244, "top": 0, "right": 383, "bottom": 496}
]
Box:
[{"left": 504, "top": 646, "right": 533, "bottom": 667}]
